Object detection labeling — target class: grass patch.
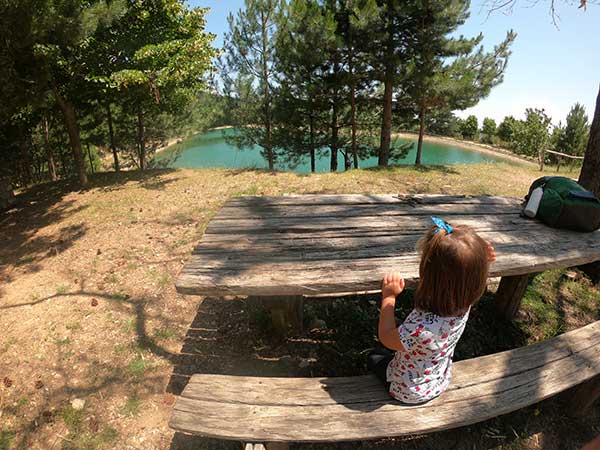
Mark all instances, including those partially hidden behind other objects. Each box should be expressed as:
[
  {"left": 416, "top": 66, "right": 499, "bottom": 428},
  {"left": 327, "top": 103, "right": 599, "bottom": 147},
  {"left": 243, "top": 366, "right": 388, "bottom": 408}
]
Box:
[
  {"left": 2, "top": 336, "right": 17, "bottom": 353},
  {"left": 520, "top": 270, "right": 565, "bottom": 340},
  {"left": 0, "top": 428, "right": 14, "bottom": 450},
  {"left": 122, "top": 319, "right": 136, "bottom": 334},
  {"left": 59, "top": 405, "right": 119, "bottom": 450},
  {"left": 120, "top": 394, "right": 141, "bottom": 417},
  {"left": 56, "top": 284, "right": 70, "bottom": 295},
  {"left": 110, "top": 292, "right": 129, "bottom": 302},
  {"left": 114, "top": 343, "right": 127, "bottom": 354},
  {"left": 55, "top": 337, "right": 71, "bottom": 346},
  {"left": 146, "top": 267, "right": 172, "bottom": 288},
  {"left": 66, "top": 322, "right": 82, "bottom": 331},
  {"left": 153, "top": 327, "right": 176, "bottom": 340},
  {"left": 127, "top": 355, "right": 150, "bottom": 381},
  {"left": 520, "top": 269, "right": 600, "bottom": 341}
]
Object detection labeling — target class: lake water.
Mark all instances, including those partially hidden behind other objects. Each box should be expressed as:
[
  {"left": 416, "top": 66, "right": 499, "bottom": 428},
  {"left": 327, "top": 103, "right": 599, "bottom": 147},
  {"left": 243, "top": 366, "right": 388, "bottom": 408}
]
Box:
[{"left": 154, "top": 128, "right": 502, "bottom": 173}]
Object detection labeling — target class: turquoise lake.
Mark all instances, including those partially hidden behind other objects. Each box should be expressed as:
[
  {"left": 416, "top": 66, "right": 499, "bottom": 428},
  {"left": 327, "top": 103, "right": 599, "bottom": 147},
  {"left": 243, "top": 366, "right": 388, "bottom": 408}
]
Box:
[{"left": 154, "top": 128, "right": 503, "bottom": 173}]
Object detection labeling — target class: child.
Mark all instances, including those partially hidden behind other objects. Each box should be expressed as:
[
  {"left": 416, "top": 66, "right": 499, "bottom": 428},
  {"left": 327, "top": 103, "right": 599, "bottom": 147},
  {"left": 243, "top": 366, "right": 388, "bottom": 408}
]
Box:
[{"left": 367, "top": 217, "right": 496, "bottom": 404}]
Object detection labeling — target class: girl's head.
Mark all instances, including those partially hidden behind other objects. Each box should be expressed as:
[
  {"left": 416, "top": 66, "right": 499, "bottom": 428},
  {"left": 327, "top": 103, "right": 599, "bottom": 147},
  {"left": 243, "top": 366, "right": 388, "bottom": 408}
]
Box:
[{"left": 414, "top": 220, "right": 490, "bottom": 317}]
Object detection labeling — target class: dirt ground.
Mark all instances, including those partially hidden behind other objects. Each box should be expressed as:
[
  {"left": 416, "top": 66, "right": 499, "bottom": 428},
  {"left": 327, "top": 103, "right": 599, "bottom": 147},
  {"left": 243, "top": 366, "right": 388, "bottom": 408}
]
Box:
[{"left": 0, "top": 164, "right": 598, "bottom": 450}]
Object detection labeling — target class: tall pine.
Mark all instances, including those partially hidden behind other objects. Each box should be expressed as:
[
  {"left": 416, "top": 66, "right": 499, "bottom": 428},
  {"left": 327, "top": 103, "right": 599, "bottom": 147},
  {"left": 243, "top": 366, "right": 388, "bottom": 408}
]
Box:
[
  {"left": 222, "top": 0, "right": 282, "bottom": 170},
  {"left": 402, "top": 0, "right": 515, "bottom": 165}
]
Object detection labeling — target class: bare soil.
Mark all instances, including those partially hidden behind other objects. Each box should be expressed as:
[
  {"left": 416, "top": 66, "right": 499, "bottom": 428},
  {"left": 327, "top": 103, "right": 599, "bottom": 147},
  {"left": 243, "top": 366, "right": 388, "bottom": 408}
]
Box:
[{"left": 0, "top": 164, "right": 597, "bottom": 450}]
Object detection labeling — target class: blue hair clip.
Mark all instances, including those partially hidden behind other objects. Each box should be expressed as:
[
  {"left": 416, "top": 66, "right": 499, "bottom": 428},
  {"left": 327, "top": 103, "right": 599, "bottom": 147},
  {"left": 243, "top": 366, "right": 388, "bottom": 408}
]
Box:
[{"left": 431, "top": 216, "right": 453, "bottom": 235}]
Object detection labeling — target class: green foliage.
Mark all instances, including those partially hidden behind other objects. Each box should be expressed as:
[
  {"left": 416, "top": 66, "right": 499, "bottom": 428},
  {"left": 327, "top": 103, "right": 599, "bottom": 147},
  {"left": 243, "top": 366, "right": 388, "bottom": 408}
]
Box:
[
  {"left": 513, "top": 108, "right": 551, "bottom": 158},
  {"left": 0, "top": 427, "right": 14, "bottom": 450},
  {"left": 127, "top": 354, "right": 150, "bottom": 380},
  {"left": 220, "top": 0, "right": 283, "bottom": 169},
  {"left": 557, "top": 103, "right": 589, "bottom": 156},
  {"left": 0, "top": 0, "right": 218, "bottom": 183},
  {"left": 460, "top": 115, "right": 479, "bottom": 140},
  {"left": 481, "top": 117, "right": 497, "bottom": 144},
  {"left": 120, "top": 394, "right": 141, "bottom": 417},
  {"left": 497, "top": 115, "right": 519, "bottom": 143}
]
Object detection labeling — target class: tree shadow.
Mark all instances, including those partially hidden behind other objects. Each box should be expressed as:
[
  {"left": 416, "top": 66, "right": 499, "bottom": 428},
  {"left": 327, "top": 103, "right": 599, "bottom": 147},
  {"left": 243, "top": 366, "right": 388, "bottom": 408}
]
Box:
[
  {"left": 362, "top": 164, "right": 460, "bottom": 175},
  {"left": 0, "top": 180, "right": 90, "bottom": 286},
  {"left": 84, "top": 169, "right": 180, "bottom": 192}
]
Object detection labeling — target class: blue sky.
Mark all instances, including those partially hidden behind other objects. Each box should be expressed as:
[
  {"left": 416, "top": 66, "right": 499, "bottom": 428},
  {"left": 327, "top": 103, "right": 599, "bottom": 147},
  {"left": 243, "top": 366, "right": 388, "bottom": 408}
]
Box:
[{"left": 192, "top": 0, "right": 599, "bottom": 126}]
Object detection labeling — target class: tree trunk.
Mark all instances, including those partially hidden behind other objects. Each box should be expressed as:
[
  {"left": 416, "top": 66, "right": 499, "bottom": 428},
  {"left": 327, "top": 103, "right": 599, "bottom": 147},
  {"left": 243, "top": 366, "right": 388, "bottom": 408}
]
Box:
[
  {"left": 106, "top": 101, "right": 120, "bottom": 172},
  {"left": 579, "top": 86, "right": 600, "bottom": 197},
  {"left": 260, "top": 10, "right": 274, "bottom": 170},
  {"left": 309, "top": 114, "right": 316, "bottom": 173},
  {"left": 578, "top": 86, "right": 600, "bottom": 284},
  {"left": 330, "top": 53, "right": 340, "bottom": 173},
  {"left": 137, "top": 107, "right": 146, "bottom": 171},
  {"left": 539, "top": 148, "right": 545, "bottom": 171},
  {"left": 43, "top": 116, "right": 57, "bottom": 181},
  {"left": 52, "top": 83, "right": 87, "bottom": 186},
  {"left": 415, "top": 100, "right": 426, "bottom": 166},
  {"left": 19, "top": 135, "right": 32, "bottom": 186},
  {"left": 330, "top": 100, "right": 339, "bottom": 172},
  {"left": 86, "top": 142, "right": 95, "bottom": 174},
  {"left": 349, "top": 35, "right": 359, "bottom": 170},
  {"left": 379, "top": 65, "right": 393, "bottom": 167}
]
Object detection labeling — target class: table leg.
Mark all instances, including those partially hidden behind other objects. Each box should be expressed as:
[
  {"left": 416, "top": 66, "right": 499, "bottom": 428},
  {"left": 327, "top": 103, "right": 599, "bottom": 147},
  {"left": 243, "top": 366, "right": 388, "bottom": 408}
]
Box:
[
  {"left": 495, "top": 274, "right": 533, "bottom": 320},
  {"left": 567, "top": 375, "right": 600, "bottom": 417},
  {"left": 248, "top": 295, "right": 303, "bottom": 335}
]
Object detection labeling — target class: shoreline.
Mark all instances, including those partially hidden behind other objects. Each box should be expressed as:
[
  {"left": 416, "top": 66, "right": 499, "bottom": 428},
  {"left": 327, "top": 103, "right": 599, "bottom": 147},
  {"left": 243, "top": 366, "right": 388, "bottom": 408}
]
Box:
[
  {"left": 394, "top": 132, "right": 535, "bottom": 166},
  {"left": 153, "top": 126, "right": 535, "bottom": 167},
  {"left": 155, "top": 125, "right": 234, "bottom": 155}
]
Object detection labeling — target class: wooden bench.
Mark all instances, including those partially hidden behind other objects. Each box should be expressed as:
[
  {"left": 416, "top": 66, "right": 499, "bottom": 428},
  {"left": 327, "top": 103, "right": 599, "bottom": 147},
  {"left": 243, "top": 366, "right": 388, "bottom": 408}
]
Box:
[
  {"left": 172, "top": 194, "right": 600, "bottom": 446},
  {"left": 170, "top": 320, "right": 600, "bottom": 448}
]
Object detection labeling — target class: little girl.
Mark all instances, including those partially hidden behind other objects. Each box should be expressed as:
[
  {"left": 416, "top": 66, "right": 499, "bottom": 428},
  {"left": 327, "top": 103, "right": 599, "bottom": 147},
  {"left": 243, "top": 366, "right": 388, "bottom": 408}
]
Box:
[{"left": 368, "top": 217, "right": 496, "bottom": 404}]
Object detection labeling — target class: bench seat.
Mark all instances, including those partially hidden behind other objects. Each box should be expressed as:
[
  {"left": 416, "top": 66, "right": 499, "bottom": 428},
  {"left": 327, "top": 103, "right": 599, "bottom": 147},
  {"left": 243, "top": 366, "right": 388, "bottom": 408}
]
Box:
[{"left": 170, "top": 320, "right": 600, "bottom": 444}]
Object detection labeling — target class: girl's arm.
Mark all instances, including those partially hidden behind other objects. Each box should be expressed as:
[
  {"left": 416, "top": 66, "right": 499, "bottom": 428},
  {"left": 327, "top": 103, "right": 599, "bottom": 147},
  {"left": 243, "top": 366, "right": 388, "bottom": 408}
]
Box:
[{"left": 378, "top": 272, "right": 406, "bottom": 352}]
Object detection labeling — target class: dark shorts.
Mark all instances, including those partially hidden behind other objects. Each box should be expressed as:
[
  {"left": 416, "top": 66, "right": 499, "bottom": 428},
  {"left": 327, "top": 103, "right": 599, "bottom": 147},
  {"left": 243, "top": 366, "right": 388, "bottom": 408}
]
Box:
[{"left": 366, "top": 348, "right": 393, "bottom": 391}]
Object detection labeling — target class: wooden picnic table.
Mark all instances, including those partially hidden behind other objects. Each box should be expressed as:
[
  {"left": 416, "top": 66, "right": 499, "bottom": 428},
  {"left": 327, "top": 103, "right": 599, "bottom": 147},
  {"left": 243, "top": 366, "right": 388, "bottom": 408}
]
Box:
[{"left": 176, "top": 194, "right": 600, "bottom": 333}]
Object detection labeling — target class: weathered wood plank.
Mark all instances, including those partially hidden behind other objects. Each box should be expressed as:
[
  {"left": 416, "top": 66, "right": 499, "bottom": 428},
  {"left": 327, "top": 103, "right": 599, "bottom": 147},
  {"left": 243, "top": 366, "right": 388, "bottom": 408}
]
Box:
[
  {"left": 215, "top": 202, "right": 522, "bottom": 221},
  {"left": 169, "top": 321, "right": 600, "bottom": 442},
  {"left": 176, "top": 247, "right": 600, "bottom": 296},
  {"left": 205, "top": 213, "right": 526, "bottom": 235},
  {"left": 173, "top": 321, "right": 600, "bottom": 406},
  {"left": 175, "top": 195, "right": 600, "bottom": 297},
  {"left": 191, "top": 228, "right": 593, "bottom": 261},
  {"left": 224, "top": 194, "right": 521, "bottom": 207}
]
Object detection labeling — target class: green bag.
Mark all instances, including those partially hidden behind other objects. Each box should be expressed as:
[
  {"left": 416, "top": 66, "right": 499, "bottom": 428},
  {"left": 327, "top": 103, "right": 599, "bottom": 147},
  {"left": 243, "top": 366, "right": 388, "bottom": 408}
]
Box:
[{"left": 525, "top": 176, "right": 600, "bottom": 232}]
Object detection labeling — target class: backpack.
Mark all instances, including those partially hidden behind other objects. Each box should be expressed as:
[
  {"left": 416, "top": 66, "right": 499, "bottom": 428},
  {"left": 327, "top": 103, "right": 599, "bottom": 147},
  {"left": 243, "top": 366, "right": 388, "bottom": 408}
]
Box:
[{"left": 525, "top": 176, "right": 600, "bottom": 232}]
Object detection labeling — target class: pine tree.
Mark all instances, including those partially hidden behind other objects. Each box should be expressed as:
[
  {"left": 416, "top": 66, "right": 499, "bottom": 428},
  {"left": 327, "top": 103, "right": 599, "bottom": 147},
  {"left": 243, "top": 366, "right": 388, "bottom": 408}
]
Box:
[
  {"left": 275, "top": 0, "right": 335, "bottom": 172},
  {"left": 402, "top": 0, "right": 515, "bottom": 165},
  {"left": 557, "top": 103, "right": 589, "bottom": 156},
  {"left": 481, "top": 118, "right": 497, "bottom": 144},
  {"left": 221, "top": 0, "right": 283, "bottom": 170}
]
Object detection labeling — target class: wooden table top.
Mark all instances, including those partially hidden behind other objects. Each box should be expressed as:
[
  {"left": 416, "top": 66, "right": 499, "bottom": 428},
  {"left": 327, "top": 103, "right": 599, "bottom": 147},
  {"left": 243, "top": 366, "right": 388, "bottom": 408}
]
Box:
[{"left": 175, "top": 194, "right": 600, "bottom": 297}]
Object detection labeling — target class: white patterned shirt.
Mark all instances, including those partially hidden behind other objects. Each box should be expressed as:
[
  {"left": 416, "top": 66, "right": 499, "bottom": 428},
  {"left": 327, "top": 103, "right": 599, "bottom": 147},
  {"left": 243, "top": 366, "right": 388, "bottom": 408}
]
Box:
[{"left": 386, "top": 307, "right": 470, "bottom": 404}]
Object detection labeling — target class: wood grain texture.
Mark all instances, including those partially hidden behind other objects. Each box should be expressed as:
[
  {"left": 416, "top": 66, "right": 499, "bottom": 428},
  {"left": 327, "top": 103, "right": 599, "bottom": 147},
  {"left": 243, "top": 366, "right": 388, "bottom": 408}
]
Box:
[
  {"left": 169, "top": 321, "right": 600, "bottom": 442},
  {"left": 175, "top": 195, "right": 600, "bottom": 296}
]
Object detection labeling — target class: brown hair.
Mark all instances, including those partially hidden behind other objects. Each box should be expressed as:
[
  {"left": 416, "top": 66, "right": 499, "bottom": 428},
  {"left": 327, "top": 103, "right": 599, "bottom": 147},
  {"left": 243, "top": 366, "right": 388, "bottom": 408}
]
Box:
[{"left": 414, "top": 224, "right": 489, "bottom": 317}]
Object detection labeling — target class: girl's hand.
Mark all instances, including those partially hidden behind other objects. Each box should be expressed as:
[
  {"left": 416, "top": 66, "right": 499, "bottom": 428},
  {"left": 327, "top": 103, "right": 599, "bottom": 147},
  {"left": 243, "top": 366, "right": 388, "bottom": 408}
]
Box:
[
  {"left": 487, "top": 243, "right": 496, "bottom": 262},
  {"left": 382, "top": 272, "right": 405, "bottom": 299}
]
